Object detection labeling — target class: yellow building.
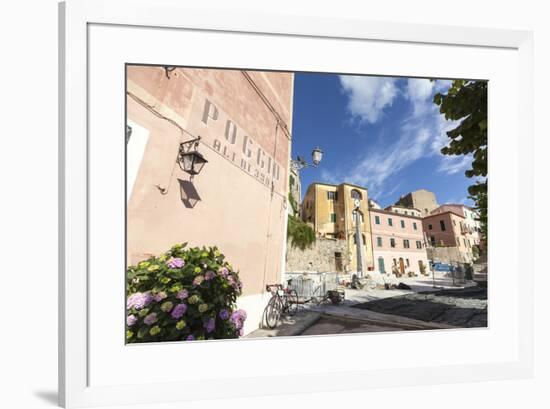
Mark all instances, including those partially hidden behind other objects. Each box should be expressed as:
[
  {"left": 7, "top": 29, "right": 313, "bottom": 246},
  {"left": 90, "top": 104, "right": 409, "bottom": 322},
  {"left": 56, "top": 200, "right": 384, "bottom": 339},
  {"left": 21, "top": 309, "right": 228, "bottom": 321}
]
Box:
[{"left": 301, "top": 183, "right": 374, "bottom": 274}]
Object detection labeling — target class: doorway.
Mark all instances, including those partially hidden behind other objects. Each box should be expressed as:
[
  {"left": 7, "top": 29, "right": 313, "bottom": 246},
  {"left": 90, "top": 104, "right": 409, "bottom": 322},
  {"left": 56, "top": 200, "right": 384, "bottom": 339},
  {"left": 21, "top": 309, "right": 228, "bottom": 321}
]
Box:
[
  {"left": 399, "top": 257, "right": 405, "bottom": 275},
  {"left": 378, "top": 257, "right": 385, "bottom": 274},
  {"left": 334, "top": 252, "right": 343, "bottom": 272}
]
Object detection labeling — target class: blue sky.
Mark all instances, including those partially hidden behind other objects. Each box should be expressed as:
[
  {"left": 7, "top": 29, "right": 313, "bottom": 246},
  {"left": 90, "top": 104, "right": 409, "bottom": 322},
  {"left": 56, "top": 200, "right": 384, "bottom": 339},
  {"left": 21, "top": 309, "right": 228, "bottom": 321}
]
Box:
[{"left": 290, "top": 72, "right": 475, "bottom": 208}]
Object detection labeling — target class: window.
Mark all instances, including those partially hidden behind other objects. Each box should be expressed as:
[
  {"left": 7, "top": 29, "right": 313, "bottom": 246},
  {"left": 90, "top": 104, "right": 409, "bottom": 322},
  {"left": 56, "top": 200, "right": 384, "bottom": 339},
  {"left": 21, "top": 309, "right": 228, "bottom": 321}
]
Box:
[
  {"left": 350, "top": 189, "right": 362, "bottom": 200},
  {"left": 404, "top": 211, "right": 408, "bottom": 215},
  {"left": 453, "top": 220, "right": 456, "bottom": 226},
  {"left": 456, "top": 236, "right": 461, "bottom": 246},
  {"left": 327, "top": 191, "right": 338, "bottom": 200},
  {"left": 388, "top": 218, "right": 393, "bottom": 227},
  {"left": 330, "top": 213, "right": 336, "bottom": 223},
  {"left": 406, "top": 258, "right": 410, "bottom": 267},
  {"left": 400, "top": 220, "right": 405, "bottom": 228},
  {"left": 430, "top": 236, "right": 435, "bottom": 246},
  {"left": 464, "top": 238, "right": 467, "bottom": 247},
  {"left": 375, "top": 215, "right": 380, "bottom": 225},
  {"left": 416, "top": 240, "right": 422, "bottom": 249},
  {"left": 413, "top": 222, "right": 417, "bottom": 230},
  {"left": 377, "top": 237, "right": 383, "bottom": 247},
  {"left": 403, "top": 239, "right": 410, "bottom": 248},
  {"left": 390, "top": 238, "right": 396, "bottom": 248},
  {"left": 440, "top": 220, "right": 446, "bottom": 231},
  {"left": 428, "top": 224, "right": 433, "bottom": 230}
]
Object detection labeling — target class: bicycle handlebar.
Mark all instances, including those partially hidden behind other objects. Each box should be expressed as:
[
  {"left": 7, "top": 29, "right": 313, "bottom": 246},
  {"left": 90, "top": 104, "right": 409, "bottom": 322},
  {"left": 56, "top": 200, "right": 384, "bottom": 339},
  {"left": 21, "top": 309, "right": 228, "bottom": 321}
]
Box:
[{"left": 266, "top": 284, "right": 283, "bottom": 292}]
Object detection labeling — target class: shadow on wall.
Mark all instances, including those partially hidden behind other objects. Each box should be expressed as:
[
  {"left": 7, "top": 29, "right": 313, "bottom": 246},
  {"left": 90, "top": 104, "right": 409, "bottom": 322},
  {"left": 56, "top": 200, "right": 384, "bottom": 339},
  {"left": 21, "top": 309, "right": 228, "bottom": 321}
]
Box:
[{"left": 178, "top": 178, "right": 201, "bottom": 209}]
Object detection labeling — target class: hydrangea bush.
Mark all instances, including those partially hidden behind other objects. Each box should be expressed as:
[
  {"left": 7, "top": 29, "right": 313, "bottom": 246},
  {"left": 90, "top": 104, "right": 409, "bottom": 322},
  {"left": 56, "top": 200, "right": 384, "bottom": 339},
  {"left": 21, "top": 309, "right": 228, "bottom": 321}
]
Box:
[{"left": 126, "top": 243, "right": 246, "bottom": 343}]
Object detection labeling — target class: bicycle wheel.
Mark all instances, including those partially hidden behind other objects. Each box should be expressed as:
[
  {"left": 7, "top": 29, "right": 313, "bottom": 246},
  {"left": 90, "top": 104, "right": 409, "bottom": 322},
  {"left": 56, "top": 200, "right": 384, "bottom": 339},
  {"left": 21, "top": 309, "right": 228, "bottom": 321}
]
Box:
[
  {"left": 286, "top": 290, "right": 299, "bottom": 316},
  {"left": 264, "top": 296, "right": 281, "bottom": 329}
]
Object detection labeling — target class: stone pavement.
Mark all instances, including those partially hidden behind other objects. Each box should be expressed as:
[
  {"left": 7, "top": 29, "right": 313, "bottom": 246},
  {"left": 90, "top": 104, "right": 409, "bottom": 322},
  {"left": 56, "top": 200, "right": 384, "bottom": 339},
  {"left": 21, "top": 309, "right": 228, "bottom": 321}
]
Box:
[
  {"left": 245, "top": 272, "right": 485, "bottom": 338},
  {"left": 352, "top": 287, "right": 487, "bottom": 327},
  {"left": 246, "top": 310, "right": 322, "bottom": 338}
]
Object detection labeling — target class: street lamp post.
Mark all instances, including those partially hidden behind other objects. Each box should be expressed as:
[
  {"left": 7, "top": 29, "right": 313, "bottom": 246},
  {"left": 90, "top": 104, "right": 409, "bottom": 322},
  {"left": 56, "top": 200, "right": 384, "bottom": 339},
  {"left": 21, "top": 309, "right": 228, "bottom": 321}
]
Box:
[
  {"left": 290, "top": 146, "right": 323, "bottom": 171},
  {"left": 353, "top": 201, "right": 364, "bottom": 279}
]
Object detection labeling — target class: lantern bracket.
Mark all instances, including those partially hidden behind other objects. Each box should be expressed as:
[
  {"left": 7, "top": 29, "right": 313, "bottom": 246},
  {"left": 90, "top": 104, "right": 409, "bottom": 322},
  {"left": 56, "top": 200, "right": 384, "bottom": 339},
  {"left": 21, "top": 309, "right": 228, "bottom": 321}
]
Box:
[{"left": 179, "top": 136, "right": 201, "bottom": 154}]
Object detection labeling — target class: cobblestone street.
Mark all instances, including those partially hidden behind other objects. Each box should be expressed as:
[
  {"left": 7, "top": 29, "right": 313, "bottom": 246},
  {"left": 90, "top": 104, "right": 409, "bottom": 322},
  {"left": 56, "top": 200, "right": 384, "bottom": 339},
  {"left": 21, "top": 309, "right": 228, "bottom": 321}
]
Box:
[{"left": 247, "top": 272, "right": 487, "bottom": 338}]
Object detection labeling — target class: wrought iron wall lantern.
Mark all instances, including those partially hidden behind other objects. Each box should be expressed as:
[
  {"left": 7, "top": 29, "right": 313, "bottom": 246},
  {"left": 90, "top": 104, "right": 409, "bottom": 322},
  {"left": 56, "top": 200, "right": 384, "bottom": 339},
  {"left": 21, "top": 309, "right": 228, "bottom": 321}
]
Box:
[
  {"left": 177, "top": 136, "right": 208, "bottom": 177},
  {"left": 291, "top": 146, "right": 323, "bottom": 171}
]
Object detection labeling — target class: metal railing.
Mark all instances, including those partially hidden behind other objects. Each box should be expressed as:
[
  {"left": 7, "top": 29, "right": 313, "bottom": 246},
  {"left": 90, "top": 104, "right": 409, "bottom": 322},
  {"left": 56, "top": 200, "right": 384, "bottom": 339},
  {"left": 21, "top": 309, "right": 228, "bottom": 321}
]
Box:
[{"left": 284, "top": 271, "right": 339, "bottom": 301}]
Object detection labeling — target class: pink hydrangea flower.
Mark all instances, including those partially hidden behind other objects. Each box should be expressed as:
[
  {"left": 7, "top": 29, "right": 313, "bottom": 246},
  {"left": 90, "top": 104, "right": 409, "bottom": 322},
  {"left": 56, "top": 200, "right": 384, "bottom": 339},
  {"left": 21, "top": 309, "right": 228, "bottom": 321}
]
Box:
[
  {"left": 230, "top": 309, "right": 247, "bottom": 331},
  {"left": 176, "top": 289, "right": 189, "bottom": 300},
  {"left": 204, "top": 317, "right": 216, "bottom": 334},
  {"left": 127, "top": 292, "right": 153, "bottom": 310},
  {"left": 167, "top": 257, "right": 184, "bottom": 269},
  {"left": 144, "top": 312, "right": 158, "bottom": 326},
  {"left": 171, "top": 303, "right": 188, "bottom": 319}
]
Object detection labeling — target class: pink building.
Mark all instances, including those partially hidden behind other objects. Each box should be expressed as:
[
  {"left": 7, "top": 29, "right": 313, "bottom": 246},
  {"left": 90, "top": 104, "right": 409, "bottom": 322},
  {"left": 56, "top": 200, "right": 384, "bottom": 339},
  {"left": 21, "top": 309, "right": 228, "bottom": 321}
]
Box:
[
  {"left": 369, "top": 209, "right": 429, "bottom": 276},
  {"left": 429, "top": 204, "right": 482, "bottom": 246},
  {"left": 422, "top": 209, "right": 475, "bottom": 263}
]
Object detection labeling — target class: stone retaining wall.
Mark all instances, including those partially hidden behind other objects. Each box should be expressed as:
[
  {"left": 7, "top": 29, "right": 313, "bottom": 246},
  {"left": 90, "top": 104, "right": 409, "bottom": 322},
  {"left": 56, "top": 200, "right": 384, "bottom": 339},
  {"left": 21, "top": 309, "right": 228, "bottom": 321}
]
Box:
[{"left": 285, "top": 238, "right": 349, "bottom": 273}]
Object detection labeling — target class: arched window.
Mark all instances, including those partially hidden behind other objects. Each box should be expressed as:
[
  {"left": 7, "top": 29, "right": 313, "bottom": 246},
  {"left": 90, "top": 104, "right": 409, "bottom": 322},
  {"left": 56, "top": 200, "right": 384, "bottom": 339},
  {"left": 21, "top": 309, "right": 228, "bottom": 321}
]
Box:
[{"left": 350, "top": 189, "right": 362, "bottom": 200}]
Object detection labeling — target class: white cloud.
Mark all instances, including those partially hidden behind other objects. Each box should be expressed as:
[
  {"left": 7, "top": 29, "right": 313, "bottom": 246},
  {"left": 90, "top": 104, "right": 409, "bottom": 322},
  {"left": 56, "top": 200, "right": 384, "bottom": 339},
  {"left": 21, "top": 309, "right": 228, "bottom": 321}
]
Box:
[
  {"left": 331, "top": 76, "right": 468, "bottom": 197},
  {"left": 318, "top": 168, "right": 339, "bottom": 185},
  {"left": 339, "top": 75, "right": 398, "bottom": 124},
  {"left": 437, "top": 155, "right": 472, "bottom": 175},
  {"left": 340, "top": 126, "right": 432, "bottom": 197},
  {"left": 405, "top": 78, "right": 438, "bottom": 117},
  {"left": 407, "top": 78, "right": 434, "bottom": 102},
  {"left": 434, "top": 79, "right": 452, "bottom": 93}
]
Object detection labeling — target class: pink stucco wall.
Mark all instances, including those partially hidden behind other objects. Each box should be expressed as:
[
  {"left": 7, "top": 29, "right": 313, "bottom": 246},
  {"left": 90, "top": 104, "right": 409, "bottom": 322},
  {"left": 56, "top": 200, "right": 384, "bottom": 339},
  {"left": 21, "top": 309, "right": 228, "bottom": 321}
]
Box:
[
  {"left": 126, "top": 66, "right": 293, "bottom": 298},
  {"left": 422, "top": 211, "right": 475, "bottom": 261},
  {"left": 369, "top": 209, "right": 428, "bottom": 275}
]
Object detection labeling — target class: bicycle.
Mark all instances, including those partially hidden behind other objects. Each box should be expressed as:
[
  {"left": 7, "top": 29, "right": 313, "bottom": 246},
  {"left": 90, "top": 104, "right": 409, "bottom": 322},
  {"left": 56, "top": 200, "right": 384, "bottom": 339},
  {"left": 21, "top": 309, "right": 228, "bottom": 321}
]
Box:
[
  {"left": 309, "top": 284, "right": 345, "bottom": 306},
  {"left": 263, "top": 284, "right": 299, "bottom": 329}
]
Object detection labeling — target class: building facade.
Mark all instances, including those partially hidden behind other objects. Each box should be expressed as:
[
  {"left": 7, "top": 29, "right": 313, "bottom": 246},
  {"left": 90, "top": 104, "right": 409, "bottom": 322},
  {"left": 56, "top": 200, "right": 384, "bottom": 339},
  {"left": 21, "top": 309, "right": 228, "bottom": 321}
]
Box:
[
  {"left": 370, "top": 209, "right": 429, "bottom": 276},
  {"left": 429, "top": 204, "right": 482, "bottom": 246},
  {"left": 126, "top": 66, "right": 294, "bottom": 334},
  {"left": 395, "top": 189, "right": 439, "bottom": 216},
  {"left": 384, "top": 205, "right": 422, "bottom": 218},
  {"left": 422, "top": 210, "right": 476, "bottom": 263},
  {"left": 301, "top": 183, "right": 374, "bottom": 274}
]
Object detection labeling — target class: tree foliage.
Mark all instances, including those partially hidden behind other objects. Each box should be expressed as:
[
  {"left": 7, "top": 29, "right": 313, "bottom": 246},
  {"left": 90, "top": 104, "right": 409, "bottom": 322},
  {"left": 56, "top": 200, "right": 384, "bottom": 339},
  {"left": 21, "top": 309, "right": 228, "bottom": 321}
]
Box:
[{"left": 434, "top": 80, "right": 488, "bottom": 241}]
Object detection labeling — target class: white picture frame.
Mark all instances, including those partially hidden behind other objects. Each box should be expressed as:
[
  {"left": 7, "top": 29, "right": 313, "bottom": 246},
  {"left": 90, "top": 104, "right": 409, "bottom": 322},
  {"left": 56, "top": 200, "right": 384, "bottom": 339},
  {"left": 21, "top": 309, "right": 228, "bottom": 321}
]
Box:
[{"left": 59, "top": 0, "right": 534, "bottom": 407}]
